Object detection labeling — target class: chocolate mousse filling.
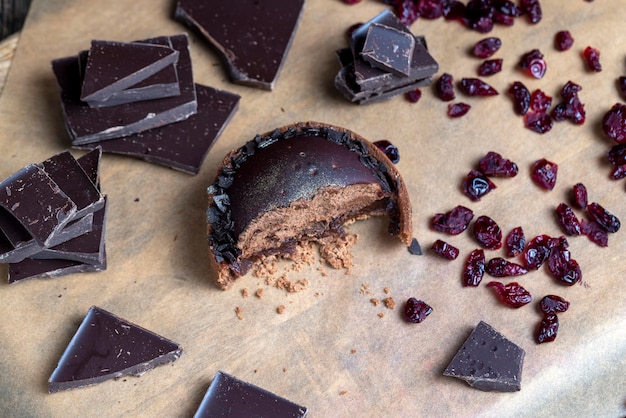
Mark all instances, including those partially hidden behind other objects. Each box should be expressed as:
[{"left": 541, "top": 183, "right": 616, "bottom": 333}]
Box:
[{"left": 206, "top": 121, "right": 412, "bottom": 289}]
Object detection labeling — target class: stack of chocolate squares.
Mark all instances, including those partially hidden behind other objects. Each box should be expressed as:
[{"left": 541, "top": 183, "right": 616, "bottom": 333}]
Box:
[
  {"left": 51, "top": 34, "right": 240, "bottom": 175},
  {"left": 0, "top": 148, "right": 107, "bottom": 283},
  {"left": 334, "top": 10, "right": 439, "bottom": 105}
]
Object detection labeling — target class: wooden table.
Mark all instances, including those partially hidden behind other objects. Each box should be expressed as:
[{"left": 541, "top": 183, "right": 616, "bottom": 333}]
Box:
[{"left": 0, "top": 1, "right": 625, "bottom": 417}]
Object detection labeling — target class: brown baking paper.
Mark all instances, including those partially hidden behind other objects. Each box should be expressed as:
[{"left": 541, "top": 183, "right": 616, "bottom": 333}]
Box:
[{"left": 0, "top": 0, "right": 625, "bottom": 416}]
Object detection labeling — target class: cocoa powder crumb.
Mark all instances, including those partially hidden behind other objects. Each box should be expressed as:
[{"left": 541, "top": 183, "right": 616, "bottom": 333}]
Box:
[
  {"left": 350, "top": 349, "right": 357, "bottom": 354},
  {"left": 383, "top": 287, "right": 390, "bottom": 294},
  {"left": 241, "top": 288, "right": 249, "bottom": 298},
  {"left": 235, "top": 306, "right": 244, "bottom": 320},
  {"left": 383, "top": 297, "right": 396, "bottom": 309},
  {"left": 339, "top": 390, "right": 348, "bottom": 396},
  {"left": 370, "top": 298, "right": 380, "bottom": 306},
  {"left": 255, "top": 288, "right": 264, "bottom": 298},
  {"left": 377, "top": 313, "right": 385, "bottom": 318},
  {"left": 360, "top": 283, "right": 373, "bottom": 295},
  {"left": 277, "top": 305, "right": 286, "bottom": 314}
]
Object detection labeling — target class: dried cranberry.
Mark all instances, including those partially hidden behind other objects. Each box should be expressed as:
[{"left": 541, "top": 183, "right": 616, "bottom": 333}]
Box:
[
  {"left": 554, "top": 30, "right": 574, "bottom": 51},
  {"left": 486, "top": 258, "right": 528, "bottom": 277},
  {"left": 571, "top": 184, "right": 588, "bottom": 208},
  {"left": 508, "top": 81, "right": 531, "bottom": 115},
  {"left": 493, "top": 11, "right": 514, "bottom": 25},
  {"left": 493, "top": 0, "right": 523, "bottom": 17},
  {"left": 519, "top": 49, "right": 543, "bottom": 69},
  {"left": 473, "top": 215, "right": 502, "bottom": 250},
  {"left": 373, "top": 140, "right": 400, "bottom": 164},
  {"left": 462, "top": 248, "right": 485, "bottom": 286},
  {"left": 602, "top": 104, "right": 626, "bottom": 144},
  {"left": 435, "top": 73, "right": 455, "bottom": 101},
  {"left": 464, "top": 0, "right": 495, "bottom": 32},
  {"left": 478, "top": 58, "right": 503, "bottom": 76},
  {"left": 505, "top": 226, "right": 525, "bottom": 257},
  {"left": 472, "top": 37, "right": 502, "bottom": 58},
  {"left": 587, "top": 202, "right": 620, "bottom": 233},
  {"left": 342, "top": 0, "right": 362, "bottom": 3},
  {"left": 520, "top": 0, "right": 542, "bottom": 23},
  {"left": 531, "top": 158, "right": 558, "bottom": 190},
  {"left": 519, "top": 49, "right": 546, "bottom": 78},
  {"left": 431, "top": 205, "right": 474, "bottom": 235},
  {"left": 405, "top": 88, "right": 422, "bottom": 103},
  {"left": 522, "top": 235, "right": 552, "bottom": 270},
  {"left": 524, "top": 112, "right": 553, "bottom": 134},
  {"left": 607, "top": 144, "right": 626, "bottom": 166},
  {"left": 442, "top": 0, "right": 466, "bottom": 20},
  {"left": 478, "top": 151, "right": 518, "bottom": 177},
  {"left": 582, "top": 46, "right": 602, "bottom": 72},
  {"left": 417, "top": 0, "right": 443, "bottom": 19},
  {"left": 459, "top": 78, "right": 498, "bottom": 96},
  {"left": 539, "top": 295, "right": 570, "bottom": 314},
  {"left": 619, "top": 76, "right": 626, "bottom": 100},
  {"left": 580, "top": 219, "right": 609, "bottom": 247},
  {"left": 392, "top": 0, "right": 420, "bottom": 26},
  {"left": 404, "top": 297, "right": 433, "bottom": 323},
  {"left": 530, "top": 89, "right": 552, "bottom": 113},
  {"left": 556, "top": 203, "right": 581, "bottom": 235},
  {"left": 486, "top": 281, "right": 532, "bottom": 308},
  {"left": 536, "top": 312, "right": 559, "bottom": 343},
  {"left": 547, "top": 244, "right": 582, "bottom": 286},
  {"left": 611, "top": 165, "right": 626, "bottom": 180},
  {"left": 557, "top": 81, "right": 586, "bottom": 125},
  {"left": 448, "top": 102, "right": 471, "bottom": 118},
  {"left": 431, "top": 239, "right": 460, "bottom": 260},
  {"left": 462, "top": 169, "right": 497, "bottom": 201}
]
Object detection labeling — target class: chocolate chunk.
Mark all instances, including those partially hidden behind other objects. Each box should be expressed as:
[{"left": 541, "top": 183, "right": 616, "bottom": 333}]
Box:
[
  {"left": 194, "top": 371, "right": 307, "bottom": 417},
  {"left": 7, "top": 255, "right": 105, "bottom": 283},
  {"left": 52, "top": 34, "right": 197, "bottom": 145},
  {"left": 80, "top": 40, "right": 179, "bottom": 103},
  {"left": 361, "top": 23, "right": 415, "bottom": 76},
  {"left": 76, "top": 147, "right": 103, "bottom": 190},
  {"left": 75, "top": 84, "right": 240, "bottom": 174},
  {"left": 443, "top": 321, "right": 525, "bottom": 392},
  {"left": 174, "top": 0, "right": 305, "bottom": 90},
  {"left": 48, "top": 306, "right": 182, "bottom": 393}
]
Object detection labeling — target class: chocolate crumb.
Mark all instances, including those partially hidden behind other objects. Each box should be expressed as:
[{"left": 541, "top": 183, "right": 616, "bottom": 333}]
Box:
[
  {"left": 360, "top": 283, "right": 373, "bottom": 295},
  {"left": 383, "top": 287, "right": 390, "bottom": 294},
  {"left": 377, "top": 313, "right": 385, "bottom": 318},
  {"left": 241, "top": 288, "right": 249, "bottom": 298},
  {"left": 409, "top": 237, "right": 423, "bottom": 255},
  {"left": 370, "top": 298, "right": 380, "bottom": 306},
  {"left": 255, "top": 288, "right": 264, "bottom": 298},
  {"left": 350, "top": 349, "right": 357, "bottom": 354},
  {"left": 339, "top": 390, "right": 348, "bottom": 396},
  {"left": 235, "top": 306, "right": 244, "bottom": 320},
  {"left": 383, "top": 297, "right": 396, "bottom": 309},
  {"left": 282, "top": 367, "right": 288, "bottom": 372},
  {"left": 277, "top": 305, "right": 286, "bottom": 314}
]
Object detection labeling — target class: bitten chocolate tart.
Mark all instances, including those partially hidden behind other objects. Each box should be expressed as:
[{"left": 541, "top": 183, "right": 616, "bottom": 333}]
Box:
[{"left": 206, "top": 121, "right": 412, "bottom": 289}]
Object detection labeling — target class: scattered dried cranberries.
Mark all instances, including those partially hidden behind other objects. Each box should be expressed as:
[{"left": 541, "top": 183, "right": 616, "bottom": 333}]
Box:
[
  {"left": 531, "top": 158, "right": 558, "bottom": 190},
  {"left": 462, "top": 248, "right": 485, "bottom": 286},
  {"left": 404, "top": 297, "right": 433, "bottom": 323},
  {"left": 431, "top": 205, "right": 475, "bottom": 235},
  {"left": 431, "top": 239, "right": 460, "bottom": 260},
  {"left": 473, "top": 215, "right": 502, "bottom": 250},
  {"left": 462, "top": 169, "right": 497, "bottom": 201},
  {"left": 486, "top": 281, "right": 532, "bottom": 308}
]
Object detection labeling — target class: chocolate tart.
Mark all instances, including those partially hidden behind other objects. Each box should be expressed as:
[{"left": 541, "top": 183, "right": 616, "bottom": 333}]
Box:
[{"left": 206, "top": 121, "right": 412, "bottom": 289}]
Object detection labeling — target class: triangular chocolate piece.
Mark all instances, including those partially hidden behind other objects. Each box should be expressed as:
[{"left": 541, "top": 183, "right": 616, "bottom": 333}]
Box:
[
  {"left": 48, "top": 306, "right": 182, "bottom": 393},
  {"left": 194, "top": 371, "right": 308, "bottom": 417},
  {"left": 80, "top": 40, "right": 179, "bottom": 102},
  {"left": 443, "top": 321, "right": 525, "bottom": 392}
]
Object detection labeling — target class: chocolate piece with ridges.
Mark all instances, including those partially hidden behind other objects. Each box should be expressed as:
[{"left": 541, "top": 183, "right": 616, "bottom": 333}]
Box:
[
  {"left": 48, "top": 306, "right": 182, "bottom": 393},
  {"left": 194, "top": 371, "right": 307, "bottom": 417},
  {"left": 443, "top": 321, "right": 525, "bottom": 392},
  {"left": 174, "top": 0, "right": 305, "bottom": 90}
]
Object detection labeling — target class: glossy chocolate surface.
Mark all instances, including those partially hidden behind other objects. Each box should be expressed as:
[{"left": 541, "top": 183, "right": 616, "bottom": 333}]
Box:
[
  {"left": 194, "top": 371, "right": 307, "bottom": 417},
  {"left": 227, "top": 134, "right": 382, "bottom": 236},
  {"left": 76, "top": 84, "right": 240, "bottom": 174},
  {"left": 443, "top": 321, "right": 525, "bottom": 392},
  {"left": 80, "top": 40, "right": 179, "bottom": 102},
  {"left": 174, "top": 0, "right": 304, "bottom": 90},
  {"left": 48, "top": 306, "right": 182, "bottom": 393},
  {"left": 361, "top": 23, "right": 415, "bottom": 76},
  {"left": 52, "top": 34, "right": 197, "bottom": 145}
]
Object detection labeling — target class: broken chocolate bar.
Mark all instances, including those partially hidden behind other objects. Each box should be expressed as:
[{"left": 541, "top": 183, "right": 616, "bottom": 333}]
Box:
[
  {"left": 48, "top": 306, "right": 182, "bottom": 393},
  {"left": 443, "top": 321, "right": 525, "bottom": 392},
  {"left": 52, "top": 34, "right": 197, "bottom": 145},
  {"left": 194, "top": 371, "right": 307, "bottom": 417},
  {"left": 75, "top": 84, "right": 240, "bottom": 174},
  {"left": 334, "top": 10, "right": 438, "bottom": 105},
  {"left": 80, "top": 40, "right": 179, "bottom": 104},
  {"left": 174, "top": 0, "right": 305, "bottom": 90}
]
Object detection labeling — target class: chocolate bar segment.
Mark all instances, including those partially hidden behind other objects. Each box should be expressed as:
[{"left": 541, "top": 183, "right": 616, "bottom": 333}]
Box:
[
  {"left": 361, "top": 23, "right": 415, "bottom": 77},
  {"left": 174, "top": 0, "right": 305, "bottom": 90},
  {"left": 75, "top": 84, "right": 240, "bottom": 174},
  {"left": 80, "top": 40, "right": 179, "bottom": 103},
  {"left": 194, "top": 371, "right": 307, "bottom": 417},
  {"left": 52, "top": 34, "right": 197, "bottom": 145},
  {"left": 443, "top": 321, "right": 525, "bottom": 392},
  {"left": 48, "top": 306, "right": 182, "bottom": 393}
]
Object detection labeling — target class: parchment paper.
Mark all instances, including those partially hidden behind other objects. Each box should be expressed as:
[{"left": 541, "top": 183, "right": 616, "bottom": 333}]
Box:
[{"left": 0, "top": 0, "right": 625, "bottom": 416}]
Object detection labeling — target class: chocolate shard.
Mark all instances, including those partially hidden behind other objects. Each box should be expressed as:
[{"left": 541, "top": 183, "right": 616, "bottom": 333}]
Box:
[
  {"left": 52, "top": 34, "right": 197, "bottom": 145},
  {"left": 443, "top": 321, "right": 525, "bottom": 392},
  {"left": 7, "top": 255, "right": 105, "bottom": 283},
  {"left": 48, "top": 306, "right": 182, "bottom": 393},
  {"left": 194, "top": 371, "right": 307, "bottom": 417},
  {"left": 361, "top": 23, "right": 415, "bottom": 77},
  {"left": 76, "top": 146, "right": 103, "bottom": 190},
  {"left": 174, "top": 0, "right": 305, "bottom": 90},
  {"left": 74, "top": 84, "right": 240, "bottom": 174},
  {"left": 80, "top": 40, "right": 179, "bottom": 103}
]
